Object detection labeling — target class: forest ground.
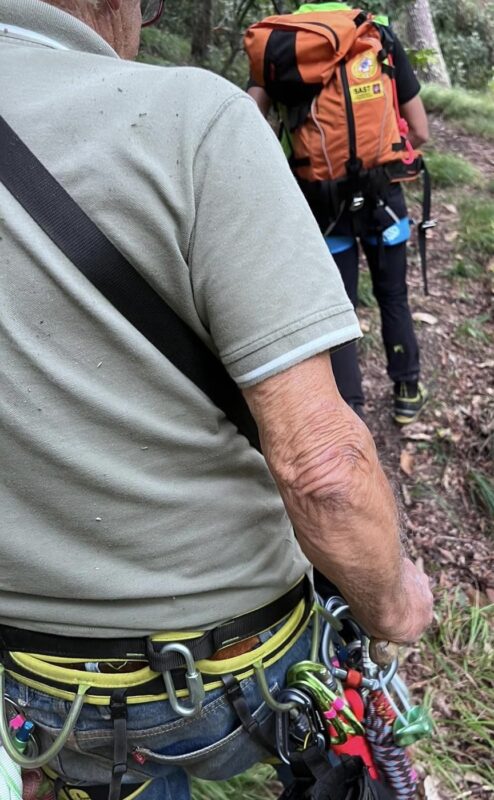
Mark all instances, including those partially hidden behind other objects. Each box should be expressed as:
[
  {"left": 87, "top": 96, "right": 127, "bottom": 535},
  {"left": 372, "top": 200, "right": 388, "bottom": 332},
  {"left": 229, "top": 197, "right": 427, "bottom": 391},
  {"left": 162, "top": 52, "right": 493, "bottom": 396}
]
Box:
[
  {"left": 356, "top": 113, "right": 494, "bottom": 800},
  {"left": 193, "top": 114, "right": 494, "bottom": 800}
]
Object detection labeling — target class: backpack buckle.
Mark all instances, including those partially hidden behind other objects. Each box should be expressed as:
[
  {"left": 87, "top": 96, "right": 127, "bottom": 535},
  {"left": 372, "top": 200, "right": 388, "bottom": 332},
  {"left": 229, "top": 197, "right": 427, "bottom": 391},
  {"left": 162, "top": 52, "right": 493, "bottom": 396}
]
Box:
[{"left": 349, "top": 193, "right": 365, "bottom": 212}]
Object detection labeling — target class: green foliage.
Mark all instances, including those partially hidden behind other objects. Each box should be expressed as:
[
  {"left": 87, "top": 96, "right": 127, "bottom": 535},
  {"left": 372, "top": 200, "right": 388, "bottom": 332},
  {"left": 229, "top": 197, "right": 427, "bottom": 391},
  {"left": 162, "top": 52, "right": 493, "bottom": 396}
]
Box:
[
  {"left": 138, "top": 28, "right": 191, "bottom": 66},
  {"left": 192, "top": 764, "right": 278, "bottom": 799},
  {"left": 357, "top": 269, "right": 376, "bottom": 308},
  {"left": 467, "top": 469, "right": 494, "bottom": 522},
  {"left": 406, "top": 48, "right": 438, "bottom": 73},
  {"left": 425, "top": 150, "right": 481, "bottom": 189},
  {"left": 421, "top": 84, "right": 494, "bottom": 140},
  {"left": 432, "top": 0, "right": 494, "bottom": 90},
  {"left": 458, "top": 198, "right": 494, "bottom": 260},
  {"left": 416, "top": 593, "right": 494, "bottom": 794},
  {"left": 445, "top": 259, "right": 483, "bottom": 280},
  {"left": 139, "top": 1, "right": 278, "bottom": 85},
  {"left": 455, "top": 313, "right": 492, "bottom": 345}
]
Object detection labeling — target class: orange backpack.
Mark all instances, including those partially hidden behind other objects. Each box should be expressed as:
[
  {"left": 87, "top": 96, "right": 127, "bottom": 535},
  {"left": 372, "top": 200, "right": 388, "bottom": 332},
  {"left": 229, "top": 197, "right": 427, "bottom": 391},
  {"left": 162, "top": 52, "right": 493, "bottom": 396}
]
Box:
[{"left": 244, "top": 6, "right": 422, "bottom": 190}]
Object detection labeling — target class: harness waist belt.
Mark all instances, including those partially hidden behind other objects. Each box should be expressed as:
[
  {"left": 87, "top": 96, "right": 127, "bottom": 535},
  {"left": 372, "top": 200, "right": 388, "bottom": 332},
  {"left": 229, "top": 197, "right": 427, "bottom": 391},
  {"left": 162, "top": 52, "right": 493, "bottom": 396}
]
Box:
[{"left": 0, "top": 577, "right": 311, "bottom": 673}]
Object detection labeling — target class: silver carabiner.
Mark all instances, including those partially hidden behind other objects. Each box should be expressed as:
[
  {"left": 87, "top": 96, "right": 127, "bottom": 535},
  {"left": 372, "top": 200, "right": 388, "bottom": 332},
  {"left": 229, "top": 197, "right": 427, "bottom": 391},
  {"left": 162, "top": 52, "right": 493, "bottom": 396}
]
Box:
[
  {"left": 0, "top": 665, "right": 89, "bottom": 769},
  {"left": 160, "top": 643, "right": 205, "bottom": 719}
]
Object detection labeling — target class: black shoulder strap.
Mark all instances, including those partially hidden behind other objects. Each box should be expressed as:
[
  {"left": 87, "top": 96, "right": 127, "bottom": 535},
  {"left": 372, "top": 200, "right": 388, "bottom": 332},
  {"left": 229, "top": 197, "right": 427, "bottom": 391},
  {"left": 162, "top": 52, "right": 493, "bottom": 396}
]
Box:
[{"left": 0, "top": 115, "right": 260, "bottom": 451}]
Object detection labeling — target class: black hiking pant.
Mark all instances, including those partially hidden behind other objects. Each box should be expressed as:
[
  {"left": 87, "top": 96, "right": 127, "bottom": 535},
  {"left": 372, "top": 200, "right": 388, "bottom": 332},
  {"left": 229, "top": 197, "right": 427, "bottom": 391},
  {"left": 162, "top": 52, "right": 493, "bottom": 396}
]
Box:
[{"left": 328, "top": 186, "right": 420, "bottom": 407}]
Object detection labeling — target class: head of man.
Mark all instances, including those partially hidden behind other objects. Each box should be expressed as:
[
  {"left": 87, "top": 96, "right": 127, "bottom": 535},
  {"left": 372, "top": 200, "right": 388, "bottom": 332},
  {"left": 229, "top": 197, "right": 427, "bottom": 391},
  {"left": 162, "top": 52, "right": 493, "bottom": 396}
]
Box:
[{"left": 45, "top": 0, "right": 143, "bottom": 59}]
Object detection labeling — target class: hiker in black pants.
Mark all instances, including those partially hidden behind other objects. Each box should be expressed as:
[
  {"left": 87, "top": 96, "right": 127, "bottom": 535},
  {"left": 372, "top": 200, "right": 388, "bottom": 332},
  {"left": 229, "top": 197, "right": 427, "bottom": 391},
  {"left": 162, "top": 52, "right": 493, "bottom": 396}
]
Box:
[
  {"left": 328, "top": 181, "right": 422, "bottom": 422},
  {"left": 247, "top": 4, "right": 430, "bottom": 425}
]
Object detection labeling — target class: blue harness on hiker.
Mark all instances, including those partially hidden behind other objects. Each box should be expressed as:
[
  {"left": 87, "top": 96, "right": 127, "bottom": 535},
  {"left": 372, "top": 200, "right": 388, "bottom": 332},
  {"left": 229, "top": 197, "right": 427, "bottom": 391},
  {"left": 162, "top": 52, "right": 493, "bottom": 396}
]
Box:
[{"left": 325, "top": 217, "right": 411, "bottom": 254}]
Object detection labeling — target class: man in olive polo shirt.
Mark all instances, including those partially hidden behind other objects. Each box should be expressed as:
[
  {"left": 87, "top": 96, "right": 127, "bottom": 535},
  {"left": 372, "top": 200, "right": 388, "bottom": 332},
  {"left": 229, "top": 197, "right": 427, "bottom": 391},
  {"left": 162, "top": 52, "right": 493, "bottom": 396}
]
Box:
[{"left": 0, "top": 1, "right": 432, "bottom": 797}]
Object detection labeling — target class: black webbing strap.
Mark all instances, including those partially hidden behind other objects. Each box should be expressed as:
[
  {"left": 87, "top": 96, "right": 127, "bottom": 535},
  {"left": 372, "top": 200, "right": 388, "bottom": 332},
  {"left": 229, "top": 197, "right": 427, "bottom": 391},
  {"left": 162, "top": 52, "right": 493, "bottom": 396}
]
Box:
[
  {"left": 221, "top": 674, "right": 279, "bottom": 757},
  {"left": 0, "top": 575, "right": 311, "bottom": 669},
  {"left": 108, "top": 690, "right": 129, "bottom": 800},
  {"left": 0, "top": 114, "right": 261, "bottom": 451},
  {"left": 418, "top": 160, "right": 432, "bottom": 296},
  {"left": 282, "top": 750, "right": 384, "bottom": 800}
]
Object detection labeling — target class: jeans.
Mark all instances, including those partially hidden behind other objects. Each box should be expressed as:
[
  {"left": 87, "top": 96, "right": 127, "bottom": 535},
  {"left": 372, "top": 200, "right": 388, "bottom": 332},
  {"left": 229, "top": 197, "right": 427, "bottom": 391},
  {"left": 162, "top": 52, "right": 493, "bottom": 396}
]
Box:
[{"left": 5, "top": 627, "right": 312, "bottom": 799}]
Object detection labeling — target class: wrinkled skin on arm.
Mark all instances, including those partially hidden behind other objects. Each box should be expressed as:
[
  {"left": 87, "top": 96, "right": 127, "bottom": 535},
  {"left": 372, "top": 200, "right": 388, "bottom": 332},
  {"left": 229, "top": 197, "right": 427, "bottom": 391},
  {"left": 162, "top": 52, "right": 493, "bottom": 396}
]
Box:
[{"left": 243, "top": 353, "right": 433, "bottom": 644}]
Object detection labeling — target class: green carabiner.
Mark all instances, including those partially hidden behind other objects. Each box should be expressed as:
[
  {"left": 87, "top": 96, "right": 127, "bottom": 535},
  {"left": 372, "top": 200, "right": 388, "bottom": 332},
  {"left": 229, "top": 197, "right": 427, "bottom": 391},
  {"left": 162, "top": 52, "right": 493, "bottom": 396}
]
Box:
[
  {"left": 393, "top": 705, "right": 433, "bottom": 747},
  {"left": 287, "top": 660, "right": 364, "bottom": 744}
]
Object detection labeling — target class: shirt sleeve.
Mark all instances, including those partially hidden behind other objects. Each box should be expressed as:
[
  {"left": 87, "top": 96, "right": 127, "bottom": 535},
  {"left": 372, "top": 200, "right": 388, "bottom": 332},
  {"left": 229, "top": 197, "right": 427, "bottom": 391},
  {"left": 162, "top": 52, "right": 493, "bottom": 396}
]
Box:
[
  {"left": 392, "top": 33, "right": 421, "bottom": 105},
  {"left": 189, "top": 94, "right": 360, "bottom": 388}
]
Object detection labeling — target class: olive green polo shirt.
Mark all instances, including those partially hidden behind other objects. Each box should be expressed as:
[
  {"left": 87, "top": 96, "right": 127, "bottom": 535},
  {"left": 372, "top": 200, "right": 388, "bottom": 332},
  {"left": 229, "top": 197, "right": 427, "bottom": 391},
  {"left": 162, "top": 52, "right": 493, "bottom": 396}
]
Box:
[{"left": 0, "top": 0, "right": 360, "bottom": 636}]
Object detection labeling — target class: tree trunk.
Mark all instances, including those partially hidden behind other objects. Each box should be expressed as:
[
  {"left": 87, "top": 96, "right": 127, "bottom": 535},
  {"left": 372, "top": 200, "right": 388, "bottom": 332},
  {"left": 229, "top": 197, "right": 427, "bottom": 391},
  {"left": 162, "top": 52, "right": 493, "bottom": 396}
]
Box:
[
  {"left": 405, "top": 0, "right": 451, "bottom": 88},
  {"left": 191, "top": 0, "right": 213, "bottom": 63}
]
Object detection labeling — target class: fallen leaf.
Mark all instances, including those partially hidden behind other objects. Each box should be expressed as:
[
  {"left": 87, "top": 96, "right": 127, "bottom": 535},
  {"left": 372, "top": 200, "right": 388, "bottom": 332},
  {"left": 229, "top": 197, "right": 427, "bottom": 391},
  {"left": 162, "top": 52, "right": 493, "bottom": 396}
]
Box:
[
  {"left": 402, "top": 432, "right": 433, "bottom": 442},
  {"left": 412, "top": 312, "right": 439, "bottom": 325},
  {"left": 444, "top": 230, "right": 459, "bottom": 243},
  {"left": 436, "top": 427, "right": 462, "bottom": 443},
  {"left": 443, "top": 203, "right": 457, "bottom": 214},
  {"left": 400, "top": 450, "right": 415, "bottom": 477},
  {"left": 401, "top": 483, "right": 412, "bottom": 507},
  {"left": 437, "top": 547, "right": 456, "bottom": 563},
  {"left": 423, "top": 775, "right": 447, "bottom": 800},
  {"left": 433, "top": 695, "right": 454, "bottom": 719},
  {"left": 360, "top": 320, "right": 371, "bottom": 333},
  {"left": 464, "top": 771, "right": 485, "bottom": 785}
]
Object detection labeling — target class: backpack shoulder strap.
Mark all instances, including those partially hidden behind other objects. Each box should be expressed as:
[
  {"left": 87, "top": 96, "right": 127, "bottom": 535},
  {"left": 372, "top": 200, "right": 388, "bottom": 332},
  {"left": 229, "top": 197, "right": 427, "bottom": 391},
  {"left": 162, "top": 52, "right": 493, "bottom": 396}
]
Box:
[{"left": 0, "top": 115, "right": 260, "bottom": 451}]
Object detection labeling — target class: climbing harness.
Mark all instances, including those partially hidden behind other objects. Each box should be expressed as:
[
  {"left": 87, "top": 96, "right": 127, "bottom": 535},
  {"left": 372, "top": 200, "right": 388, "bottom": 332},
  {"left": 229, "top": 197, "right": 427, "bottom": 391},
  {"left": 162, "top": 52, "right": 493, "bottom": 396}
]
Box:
[{"left": 0, "top": 578, "right": 312, "bottom": 800}]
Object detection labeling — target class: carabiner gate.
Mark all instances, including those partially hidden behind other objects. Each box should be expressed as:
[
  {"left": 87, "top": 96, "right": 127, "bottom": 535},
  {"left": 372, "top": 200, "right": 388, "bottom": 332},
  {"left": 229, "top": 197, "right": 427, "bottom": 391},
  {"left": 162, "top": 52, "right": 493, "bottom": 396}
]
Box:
[{"left": 160, "top": 643, "right": 205, "bottom": 718}]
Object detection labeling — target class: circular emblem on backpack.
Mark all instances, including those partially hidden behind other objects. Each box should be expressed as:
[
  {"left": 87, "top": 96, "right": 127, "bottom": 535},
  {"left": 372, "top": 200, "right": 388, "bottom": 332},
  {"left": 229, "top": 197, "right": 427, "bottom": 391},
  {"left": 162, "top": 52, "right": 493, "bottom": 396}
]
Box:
[{"left": 351, "top": 51, "right": 378, "bottom": 80}]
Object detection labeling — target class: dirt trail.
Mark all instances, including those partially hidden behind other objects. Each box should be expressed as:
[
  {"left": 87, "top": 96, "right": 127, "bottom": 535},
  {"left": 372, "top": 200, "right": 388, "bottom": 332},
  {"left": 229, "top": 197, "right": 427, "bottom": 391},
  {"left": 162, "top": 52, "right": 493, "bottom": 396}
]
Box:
[
  {"left": 359, "top": 115, "right": 493, "bottom": 601},
  {"left": 429, "top": 115, "right": 494, "bottom": 179}
]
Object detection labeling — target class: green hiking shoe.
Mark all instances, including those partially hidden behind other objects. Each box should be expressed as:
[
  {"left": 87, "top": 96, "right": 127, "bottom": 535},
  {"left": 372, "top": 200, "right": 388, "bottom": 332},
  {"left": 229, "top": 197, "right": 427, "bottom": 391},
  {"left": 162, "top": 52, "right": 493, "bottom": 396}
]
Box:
[{"left": 393, "top": 382, "right": 429, "bottom": 425}]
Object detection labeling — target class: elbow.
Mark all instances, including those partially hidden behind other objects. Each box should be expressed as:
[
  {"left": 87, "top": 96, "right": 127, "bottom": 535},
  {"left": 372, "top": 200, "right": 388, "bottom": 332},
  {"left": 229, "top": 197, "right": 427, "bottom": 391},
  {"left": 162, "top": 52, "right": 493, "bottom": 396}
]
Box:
[{"left": 276, "top": 422, "right": 376, "bottom": 514}]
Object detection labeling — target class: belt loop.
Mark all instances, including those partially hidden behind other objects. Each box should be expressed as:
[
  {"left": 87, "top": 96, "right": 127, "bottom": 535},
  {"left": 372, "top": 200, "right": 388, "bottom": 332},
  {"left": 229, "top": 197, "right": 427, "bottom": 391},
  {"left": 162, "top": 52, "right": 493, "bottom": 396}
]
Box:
[{"left": 108, "top": 689, "right": 128, "bottom": 800}]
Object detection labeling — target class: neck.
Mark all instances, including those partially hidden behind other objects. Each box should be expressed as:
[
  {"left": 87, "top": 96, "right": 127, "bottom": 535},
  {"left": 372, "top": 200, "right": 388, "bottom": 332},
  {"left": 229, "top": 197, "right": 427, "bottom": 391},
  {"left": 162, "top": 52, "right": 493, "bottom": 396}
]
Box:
[{"left": 43, "top": 0, "right": 139, "bottom": 58}]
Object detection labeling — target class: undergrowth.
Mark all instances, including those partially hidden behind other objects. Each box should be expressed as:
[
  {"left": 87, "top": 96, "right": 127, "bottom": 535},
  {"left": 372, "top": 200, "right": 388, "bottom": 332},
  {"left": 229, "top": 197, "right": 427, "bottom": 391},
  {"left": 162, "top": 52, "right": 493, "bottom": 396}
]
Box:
[
  {"left": 422, "top": 84, "right": 494, "bottom": 140},
  {"left": 425, "top": 150, "right": 482, "bottom": 188},
  {"left": 458, "top": 198, "right": 494, "bottom": 262},
  {"left": 192, "top": 764, "right": 278, "bottom": 800},
  {"left": 415, "top": 592, "right": 494, "bottom": 796}
]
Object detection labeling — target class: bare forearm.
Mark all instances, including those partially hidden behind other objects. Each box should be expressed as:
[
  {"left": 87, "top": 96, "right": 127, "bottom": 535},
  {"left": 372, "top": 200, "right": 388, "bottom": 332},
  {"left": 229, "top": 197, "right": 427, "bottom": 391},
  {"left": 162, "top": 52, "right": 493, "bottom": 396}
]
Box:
[
  {"left": 244, "top": 354, "right": 423, "bottom": 641},
  {"left": 400, "top": 96, "right": 429, "bottom": 149}
]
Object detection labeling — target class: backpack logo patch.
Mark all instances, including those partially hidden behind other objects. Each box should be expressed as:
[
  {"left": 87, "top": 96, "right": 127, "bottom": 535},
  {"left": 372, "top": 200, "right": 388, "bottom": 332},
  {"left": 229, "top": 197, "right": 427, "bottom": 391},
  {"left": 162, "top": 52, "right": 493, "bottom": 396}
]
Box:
[
  {"left": 351, "top": 51, "right": 378, "bottom": 81},
  {"left": 350, "top": 81, "right": 383, "bottom": 103}
]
